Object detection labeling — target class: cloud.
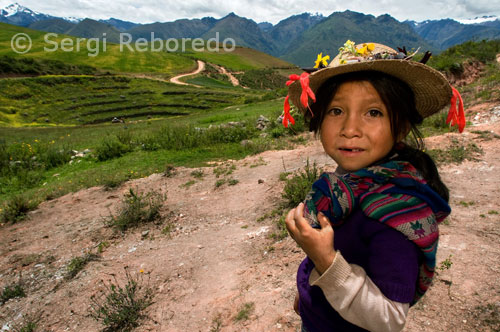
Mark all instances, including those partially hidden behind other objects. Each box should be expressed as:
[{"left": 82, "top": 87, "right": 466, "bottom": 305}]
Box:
[{"left": 1, "top": 0, "right": 499, "bottom": 24}]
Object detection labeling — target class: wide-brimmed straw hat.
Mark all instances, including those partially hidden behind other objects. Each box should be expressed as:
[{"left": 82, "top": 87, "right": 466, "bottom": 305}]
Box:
[{"left": 287, "top": 42, "right": 452, "bottom": 119}]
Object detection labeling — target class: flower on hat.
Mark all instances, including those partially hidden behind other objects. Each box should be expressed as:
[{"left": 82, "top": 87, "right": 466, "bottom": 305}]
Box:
[{"left": 314, "top": 53, "right": 330, "bottom": 68}]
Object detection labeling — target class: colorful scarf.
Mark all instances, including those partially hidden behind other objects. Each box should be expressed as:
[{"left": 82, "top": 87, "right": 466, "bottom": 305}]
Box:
[{"left": 303, "top": 160, "right": 451, "bottom": 304}]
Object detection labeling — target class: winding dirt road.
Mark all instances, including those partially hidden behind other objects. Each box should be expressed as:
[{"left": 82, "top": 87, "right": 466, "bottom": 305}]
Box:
[{"left": 169, "top": 60, "right": 205, "bottom": 86}]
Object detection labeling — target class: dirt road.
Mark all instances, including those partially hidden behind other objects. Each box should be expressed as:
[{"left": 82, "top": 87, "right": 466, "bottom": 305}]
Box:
[{"left": 169, "top": 60, "right": 205, "bottom": 86}]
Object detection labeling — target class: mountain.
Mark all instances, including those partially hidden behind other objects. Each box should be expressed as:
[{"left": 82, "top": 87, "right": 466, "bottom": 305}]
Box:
[
  {"left": 2, "top": 3, "right": 499, "bottom": 66},
  {"left": 66, "top": 18, "right": 122, "bottom": 43},
  {"left": 28, "top": 18, "right": 76, "bottom": 34},
  {"left": 99, "top": 18, "right": 139, "bottom": 32},
  {"left": 257, "top": 22, "right": 273, "bottom": 32},
  {"left": 408, "top": 18, "right": 500, "bottom": 49},
  {"left": 0, "top": 2, "right": 53, "bottom": 26},
  {"left": 269, "top": 13, "right": 324, "bottom": 56},
  {"left": 127, "top": 17, "right": 217, "bottom": 40},
  {"left": 201, "top": 13, "right": 277, "bottom": 55},
  {"left": 281, "top": 11, "right": 434, "bottom": 67}
]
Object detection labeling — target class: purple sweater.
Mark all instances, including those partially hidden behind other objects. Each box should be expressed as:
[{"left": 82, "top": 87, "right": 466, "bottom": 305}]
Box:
[{"left": 297, "top": 209, "right": 422, "bottom": 332}]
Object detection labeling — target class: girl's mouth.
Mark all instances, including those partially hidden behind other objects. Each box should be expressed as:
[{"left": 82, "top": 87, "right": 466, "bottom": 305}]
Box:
[{"left": 339, "top": 148, "right": 364, "bottom": 152}]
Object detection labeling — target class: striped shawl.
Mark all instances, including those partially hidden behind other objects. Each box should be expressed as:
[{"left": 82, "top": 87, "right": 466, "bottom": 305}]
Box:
[{"left": 303, "top": 160, "right": 451, "bottom": 304}]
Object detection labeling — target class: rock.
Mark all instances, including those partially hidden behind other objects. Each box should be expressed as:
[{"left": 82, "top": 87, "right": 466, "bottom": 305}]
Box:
[
  {"left": 240, "top": 140, "right": 253, "bottom": 147},
  {"left": 258, "top": 179, "right": 264, "bottom": 184},
  {"left": 83, "top": 149, "right": 91, "bottom": 155},
  {"left": 111, "top": 117, "right": 121, "bottom": 123},
  {"left": 256, "top": 115, "right": 270, "bottom": 130},
  {"left": 141, "top": 230, "right": 150, "bottom": 238}
]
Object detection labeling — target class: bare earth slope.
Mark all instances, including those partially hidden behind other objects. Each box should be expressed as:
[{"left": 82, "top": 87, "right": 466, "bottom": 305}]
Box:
[{"left": 1, "top": 105, "right": 499, "bottom": 331}]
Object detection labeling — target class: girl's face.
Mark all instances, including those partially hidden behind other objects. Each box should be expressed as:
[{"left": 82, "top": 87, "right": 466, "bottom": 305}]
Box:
[{"left": 320, "top": 80, "right": 394, "bottom": 172}]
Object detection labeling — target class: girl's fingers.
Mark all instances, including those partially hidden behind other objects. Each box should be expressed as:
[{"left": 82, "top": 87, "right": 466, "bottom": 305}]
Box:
[
  {"left": 317, "top": 212, "right": 331, "bottom": 229},
  {"left": 293, "top": 203, "right": 308, "bottom": 232}
]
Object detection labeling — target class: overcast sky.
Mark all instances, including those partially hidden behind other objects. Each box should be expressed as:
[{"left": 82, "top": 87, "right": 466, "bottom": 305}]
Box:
[{"left": 1, "top": 0, "right": 499, "bottom": 24}]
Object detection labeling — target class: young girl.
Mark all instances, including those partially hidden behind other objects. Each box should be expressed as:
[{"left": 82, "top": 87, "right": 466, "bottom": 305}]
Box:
[{"left": 283, "top": 42, "right": 465, "bottom": 331}]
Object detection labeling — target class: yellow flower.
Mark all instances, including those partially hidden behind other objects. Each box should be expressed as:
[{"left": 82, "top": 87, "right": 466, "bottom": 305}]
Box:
[
  {"left": 366, "top": 43, "right": 375, "bottom": 51},
  {"left": 314, "top": 52, "right": 330, "bottom": 68},
  {"left": 139, "top": 269, "right": 144, "bottom": 273},
  {"left": 357, "top": 45, "right": 368, "bottom": 55}
]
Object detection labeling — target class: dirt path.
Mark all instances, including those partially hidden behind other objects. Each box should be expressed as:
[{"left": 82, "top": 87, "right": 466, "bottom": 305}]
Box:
[
  {"left": 169, "top": 60, "right": 205, "bottom": 86},
  {"left": 0, "top": 105, "right": 499, "bottom": 331}
]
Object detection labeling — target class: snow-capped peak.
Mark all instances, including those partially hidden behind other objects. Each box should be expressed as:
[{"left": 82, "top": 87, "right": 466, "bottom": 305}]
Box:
[
  {"left": 2, "top": 2, "right": 39, "bottom": 17},
  {"left": 457, "top": 15, "right": 498, "bottom": 24}
]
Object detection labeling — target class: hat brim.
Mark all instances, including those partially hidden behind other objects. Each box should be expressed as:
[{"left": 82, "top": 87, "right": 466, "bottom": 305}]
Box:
[{"left": 289, "top": 59, "right": 452, "bottom": 119}]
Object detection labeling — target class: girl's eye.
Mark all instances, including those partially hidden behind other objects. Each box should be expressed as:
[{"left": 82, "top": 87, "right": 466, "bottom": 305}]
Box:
[
  {"left": 328, "top": 108, "right": 342, "bottom": 116},
  {"left": 368, "top": 109, "right": 383, "bottom": 117}
]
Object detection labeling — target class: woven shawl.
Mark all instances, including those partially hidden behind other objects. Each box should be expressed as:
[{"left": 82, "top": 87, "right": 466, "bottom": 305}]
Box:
[{"left": 303, "top": 160, "right": 451, "bottom": 304}]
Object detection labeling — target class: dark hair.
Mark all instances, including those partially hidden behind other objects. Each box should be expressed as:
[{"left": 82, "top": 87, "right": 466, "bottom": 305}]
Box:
[{"left": 307, "top": 71, "right": 449, "bottom": 202}]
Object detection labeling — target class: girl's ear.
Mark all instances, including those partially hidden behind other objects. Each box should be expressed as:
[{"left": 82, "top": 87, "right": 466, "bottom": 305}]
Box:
[{"left": 396, "top": 121, "right": 411, "bottom": 142}]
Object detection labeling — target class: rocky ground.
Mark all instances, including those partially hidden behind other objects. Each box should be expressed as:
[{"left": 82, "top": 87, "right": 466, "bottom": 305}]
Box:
[{"left": 0, "top": 103, "right": 499, "bottom": 332}]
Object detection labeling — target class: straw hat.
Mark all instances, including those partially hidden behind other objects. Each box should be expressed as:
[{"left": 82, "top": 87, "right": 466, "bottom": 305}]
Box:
[{"left": 288, "top": 42, "right": 452, "bottom": 119}]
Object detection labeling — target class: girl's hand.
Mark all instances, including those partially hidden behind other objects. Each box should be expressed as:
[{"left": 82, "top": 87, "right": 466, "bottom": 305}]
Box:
[{"left": 285, "top": 203, "right": 336, "bottom": 275}]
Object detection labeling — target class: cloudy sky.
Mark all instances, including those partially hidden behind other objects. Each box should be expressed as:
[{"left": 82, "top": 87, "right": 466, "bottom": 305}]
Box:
[{"left": 1, "top": 0, "right": 499, "bottom": 24}]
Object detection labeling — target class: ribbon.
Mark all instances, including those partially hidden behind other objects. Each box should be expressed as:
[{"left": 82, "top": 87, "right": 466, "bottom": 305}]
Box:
[
  {"left": 282, "top": 72, "right": 316, "bottom": 127},
  {"left": 446, "top": 86, "right": 466, "bottom": 133}
]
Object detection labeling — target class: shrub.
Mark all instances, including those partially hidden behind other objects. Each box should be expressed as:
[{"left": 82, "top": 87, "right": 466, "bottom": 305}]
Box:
[
  {"left": 89, "top": 267, "right": 154, "bottom": 332},
  {"left": 282, "top": 160, "right": 321, "bottom": 207},
  {"left": 1, "top": 283, "right": 25, "bottom": 304},
  {"left": 106, "top": 188, "right": 165, "bottom": 231},
  {"left": 1, "top": 195, "right": 38, "bottom": 223},
  {"left": 95, "top": 137, "right": 132, "bottom": 161}
]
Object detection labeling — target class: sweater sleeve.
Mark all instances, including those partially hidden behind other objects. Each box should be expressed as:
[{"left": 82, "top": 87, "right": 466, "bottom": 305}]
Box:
[{"left": 309, "top": 252, "right": 410, "bottom": 332}]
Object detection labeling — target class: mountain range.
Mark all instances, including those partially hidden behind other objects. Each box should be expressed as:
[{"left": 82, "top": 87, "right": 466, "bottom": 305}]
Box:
[{"left": 2, "top": 3, "right": 499, "bottom": 66}]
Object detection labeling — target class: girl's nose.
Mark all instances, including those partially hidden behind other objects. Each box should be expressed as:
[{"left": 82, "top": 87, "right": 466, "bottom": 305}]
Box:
[{"left": 340, "top": 114, "right": 362, "bottom": 138}]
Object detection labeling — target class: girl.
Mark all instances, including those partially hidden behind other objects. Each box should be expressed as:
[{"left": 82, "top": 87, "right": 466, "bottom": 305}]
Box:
[{"left": 283, "top": 42, "right": 464, "bottom": 332}]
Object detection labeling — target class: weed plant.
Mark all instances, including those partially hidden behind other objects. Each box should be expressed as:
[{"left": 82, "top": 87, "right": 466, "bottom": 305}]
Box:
[
  {"left": 106, "top": 188, "right": 165, "bottom": 232},
  {"left": 89, "top": 267, "right": 154, "bottom": 332}
]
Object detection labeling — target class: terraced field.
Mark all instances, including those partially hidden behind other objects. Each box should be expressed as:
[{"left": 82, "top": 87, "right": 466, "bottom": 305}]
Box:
[{"left": 0, "top": 75, "right": 264, "bottom": 126}]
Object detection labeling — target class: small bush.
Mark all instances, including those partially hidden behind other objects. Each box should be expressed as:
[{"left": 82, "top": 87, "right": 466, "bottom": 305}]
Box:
[
  {"left": 1, "top": 283, "right": 25, "bottom": 304},
  {"left": 89, "top": 267, "right": 154, "bottom": 332},
  {"left": 95, "top": 137, "right": 132, "bottom": 162},
  {"left": 282, "top": 160, "right": 321, "bottom": 207},
  {"left": 106, "top": 188, "right": 165, "bottom": 231},
  {"left": 1, "top": 195, "right": 38, "bottom": 223},
  {"left": 65, "top": 252, "right": 99, "bottom": 280}
]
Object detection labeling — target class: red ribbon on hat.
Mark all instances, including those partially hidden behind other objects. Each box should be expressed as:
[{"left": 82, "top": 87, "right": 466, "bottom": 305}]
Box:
[
  {"left": 282, "top": 72, "right": 316, "bottom": 127},
  {"left": 446, "top": 86, "right": 466, "bottom": 133}
]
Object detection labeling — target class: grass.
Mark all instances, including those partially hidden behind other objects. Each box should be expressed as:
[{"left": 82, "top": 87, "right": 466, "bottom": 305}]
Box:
[
  {"left": 427, "top": 138, "right": 483, "bottom": 165},
  {"left": 105, "top": 188, "right": 166, "bottom": 232},
  {"left": 89, "top": 267, "right": 154, "bottom": 332},
  {"left": 65, "top": 252, "right": 100, "bottom": 280},
  {"left": 234, "top": 302, "right": 255, "bottom": 321}
]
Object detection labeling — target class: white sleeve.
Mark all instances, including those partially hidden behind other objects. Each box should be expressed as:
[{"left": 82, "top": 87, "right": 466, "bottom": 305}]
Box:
[{"left": 309, "top": 251, "right": 409, "bottom": 332}]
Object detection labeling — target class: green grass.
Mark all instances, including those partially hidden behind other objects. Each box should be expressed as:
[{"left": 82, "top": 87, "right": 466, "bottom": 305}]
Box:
[{"left": 0, "top": 23, "right": 194, "bottom": 76}]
